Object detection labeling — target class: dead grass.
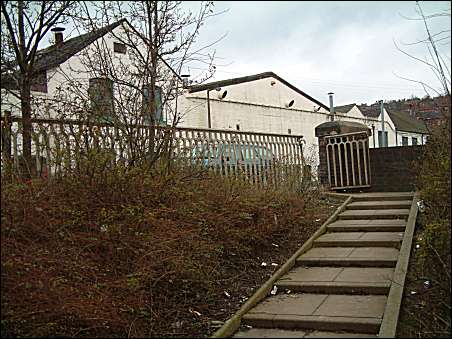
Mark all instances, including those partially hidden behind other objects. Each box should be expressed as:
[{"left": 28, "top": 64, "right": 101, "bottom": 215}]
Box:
[{"left": 1, "top": 165, "right": 342, "bottom": 338}]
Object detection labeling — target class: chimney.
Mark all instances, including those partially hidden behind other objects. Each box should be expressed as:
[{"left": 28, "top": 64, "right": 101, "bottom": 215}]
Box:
[
  {"left": 328, "top": 92, "right": 335, "bottom": 121},
  {"left": 180, "top": 74, "right": 190, "bottom": 88},
  {"left": 51, "top": 27, "right": 65, "bottom": 46},
  {"left": 409, "top": 103, "right": 415, "bottom": 118}
]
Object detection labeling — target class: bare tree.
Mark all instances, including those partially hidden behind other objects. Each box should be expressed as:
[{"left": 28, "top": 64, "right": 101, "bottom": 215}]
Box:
[
  {"left": 47, "top": 1, "right": 226, "bottom": 169},
  {"left": 1, "top": 0, "right": 75, "bottom": 176},
  {"left": 393, "top": 1, "right": 451, "bottom": 102}
]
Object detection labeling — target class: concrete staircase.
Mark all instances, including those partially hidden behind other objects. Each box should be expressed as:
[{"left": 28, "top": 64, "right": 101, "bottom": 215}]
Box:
[{"left": 231, "top": 192, "right": 416, "bottom": 338}]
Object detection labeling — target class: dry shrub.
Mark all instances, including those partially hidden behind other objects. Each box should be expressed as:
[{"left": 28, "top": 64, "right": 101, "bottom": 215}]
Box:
[
  {"left": 1, "top": 155, "right": 337, "bottom": 338},
  {"left": 398, "top": 114, "right": 451, "bottom": 338}
]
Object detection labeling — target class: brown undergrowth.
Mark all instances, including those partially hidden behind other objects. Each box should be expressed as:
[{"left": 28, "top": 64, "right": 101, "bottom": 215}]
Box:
[
  {"left": 397, "top": 115, "right": 451, "bottom": 338},
  {"left": 1, "top": 164, "right": 341, "bottom": 338}
]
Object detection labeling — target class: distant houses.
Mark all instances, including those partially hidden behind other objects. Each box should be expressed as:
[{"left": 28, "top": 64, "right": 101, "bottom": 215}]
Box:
[{"left": 334, "top": 103, "right": 429, "bottom": 147}]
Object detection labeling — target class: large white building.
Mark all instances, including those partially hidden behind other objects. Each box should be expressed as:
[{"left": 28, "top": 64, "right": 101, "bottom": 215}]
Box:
[{"left": 176, "top": 72, "right": 429, "bottom": 161}]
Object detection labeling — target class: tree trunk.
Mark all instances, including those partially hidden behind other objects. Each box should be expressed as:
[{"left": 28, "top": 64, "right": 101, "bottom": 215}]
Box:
[{"left": 20, "top": 78, "right": 33, "bottom": 179}]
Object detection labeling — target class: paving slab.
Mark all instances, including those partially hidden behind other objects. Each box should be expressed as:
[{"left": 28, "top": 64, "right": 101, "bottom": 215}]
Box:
[
  {"left": 338, "top": 209, "right": 410, "bottom": 220},
  {"left": 327, "top": 219, "right": 406, "bottom": 232},
  {"left": 349, "top": 247, "right": 399, "bottom": 260},
  {"left": 329, "top": 219, "right": 407, "bottom": 226},
  {"left": 305, "top": 330, "right": 378, "bottom": 338},
  {"left": 278, "top": 267, "right": 393, "bottom": 284},
  {"left": 313, "top": 295, "right": 387, "bottom": 318},
  {"left": 349, "top": 192, "right": 414, "bottom": 201},
  {"left": 299, "top": 247, "right": 355, "bottom": 258},
  {"left": 334, "top": 267, "right": 393, "bottom": 283},
  {"left": 269, "top": 314, "right": 381, "bottom": 333},
  {"left": 347, "top": 200, "right": 412, "bottom": 210},
  {"left": 314, "top": 232, "right": 404, "bottom": 248},
  {"left": 233, "top": 328, "right": 307, "bottom": 338},
  {"left": 243, "top": 294, "right": 386, "bottom": 333},
  {"left": 247, "top": 294, "right": 328, "bottom": 316},
  {"left": 297, "top": 247, "right": 399, "bottom": 267},
  {"left": 278, "top": 267, "right": 343, "bottom": 283},
  {"left": 315, "top": 232, "right": 403, "bottom": 242},
  {"left": 275, "top": 267, "right": 383, "bottom": 294},
  {"left": 233, "top": 328, "right": 378, "bottom": 338}
]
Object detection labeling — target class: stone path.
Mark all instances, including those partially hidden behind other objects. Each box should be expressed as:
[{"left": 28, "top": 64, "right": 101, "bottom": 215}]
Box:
[{"left": 231, "top": 192, "right": 417, "bottom": 338}]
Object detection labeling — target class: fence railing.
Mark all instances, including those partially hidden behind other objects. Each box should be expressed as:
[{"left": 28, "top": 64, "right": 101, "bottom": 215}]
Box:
[{"left": 1, "top": 114, "right": 306, "bottom": 186}]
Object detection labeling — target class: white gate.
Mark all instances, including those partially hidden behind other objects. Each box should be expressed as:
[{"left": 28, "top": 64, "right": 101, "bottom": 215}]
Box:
[{"left": 325, "top": 131, "right": 371, "bottom": 190}]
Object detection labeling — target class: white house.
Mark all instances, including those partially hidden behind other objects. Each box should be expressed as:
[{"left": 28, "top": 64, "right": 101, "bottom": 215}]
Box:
[
  {"left": 1, "top": 18, "right": 182, "bottom": 124},
  {"left": 334, "top": 103, "right": 429, "bottom": 147}
]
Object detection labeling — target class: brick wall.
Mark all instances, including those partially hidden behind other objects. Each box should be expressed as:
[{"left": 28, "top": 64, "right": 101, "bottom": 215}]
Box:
[{"left": 369, "top": 145, "right": 425, "bottom": 192}]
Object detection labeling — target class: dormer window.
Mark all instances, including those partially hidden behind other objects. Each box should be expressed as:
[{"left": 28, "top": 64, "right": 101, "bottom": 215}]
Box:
[{"left": 114, "top": 42, "right": 126, "bottom": 54}]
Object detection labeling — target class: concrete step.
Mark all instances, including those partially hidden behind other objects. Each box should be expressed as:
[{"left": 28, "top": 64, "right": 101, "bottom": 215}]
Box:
[
  {"left": 327, "top": 219, "right": 406, "bottom": 232},
  {"left": 296, "top": 247, "right": 399, "bottom": 268},
  {"left": 347, "top": 200, "right": 412, "bottom": 210},
  {"left": 338, "top": 209, "right": 410, "bottom": 220},
  {"left": 276, "top": 267, "right": 394, "bottom": 294},
  {"left": 349, "top": 192, "right": 414, "bottom": 201},
  {"left": 234, "top": 328, "right": 377, "bottom": 338},
  {"left": 276, "top": 266, "right": 393, "bottom": 295},
  {"left": 242, "top": 294, "right": 386, "bottom": 334},
  {"left": 312, "top": 232, "right": 403, "bottom": 248},
  {"left": 276, "top": 281, "right": 390, "bottom": 295}
]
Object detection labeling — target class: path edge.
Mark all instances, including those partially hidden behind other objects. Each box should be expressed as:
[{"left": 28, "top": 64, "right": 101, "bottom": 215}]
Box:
[{"left": 378, "top": 191, "right": 420, "bottom": 337}]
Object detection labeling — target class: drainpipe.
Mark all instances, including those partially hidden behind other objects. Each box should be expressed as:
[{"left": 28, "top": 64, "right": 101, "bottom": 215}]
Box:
[
  {"left": 395, "top": 128, "right": 398, "bottom": 146},
  {"left": 328, "top": 92, "right": 335, "bottom": 121},
  {"left": 372, "top": 124, "right": 375, "bottom": 147},
  {"left": 380, "top": 100, "right": 385, "bottom": 147}
]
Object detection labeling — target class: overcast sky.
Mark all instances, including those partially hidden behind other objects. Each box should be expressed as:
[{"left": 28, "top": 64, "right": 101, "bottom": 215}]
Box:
[{"left": 181, "top": 1, "right": 451, "bottom": 106}]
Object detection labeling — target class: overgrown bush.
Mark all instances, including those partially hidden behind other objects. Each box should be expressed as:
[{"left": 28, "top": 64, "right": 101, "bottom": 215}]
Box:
[
  {"left": 1, "top": 152, "right": 339, "bottom": 337},
  {"left": 408, "top": 114, "right": 451, "bottom": 337}
]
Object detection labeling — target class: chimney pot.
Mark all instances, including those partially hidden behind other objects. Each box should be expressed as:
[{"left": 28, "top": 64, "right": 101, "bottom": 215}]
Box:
[{"left": 51, "top": 27, "right": 65, "bottom": 46}]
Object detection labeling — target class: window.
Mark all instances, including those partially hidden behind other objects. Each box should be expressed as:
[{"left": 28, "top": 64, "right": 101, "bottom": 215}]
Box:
[
  {"left": 288, "top": 128, "right": 292, "bottom": 134},
  {"left": 142, "top": 85, "right": 164, "bottom": 124},
  {"left": 31, "top": 70, "right": 48, "bottom": 93},
  {"left": 402, "top": 136, "right": 409, "bottom": 146},
  {"left": 113, "top": 42, "right": 126, "bottom": 54},
  {"left": 236, "top": 124, "right": 240, "bottom": 131},
  {"left": 378, "top": 131, "right": 388, "bottom": 147},
  {"left": 89, "top": 77, "right": 114, "bottom": 121},
  {"left": 412, "top": 137, "right": 418, "bottom": 145}
]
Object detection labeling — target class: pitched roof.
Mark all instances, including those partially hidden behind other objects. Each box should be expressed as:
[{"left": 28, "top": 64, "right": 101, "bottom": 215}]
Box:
[
  {"left": 387, "top": 110, "right": 429, "bottom": 134},
  {"left": 338, "top": 102, "right": 429, "bottom": 134},
  {"left": 334, "top": 103, "right": 356, "bottom": 113},
  {"left": 1, "top": 19, "right": 181, "bottom": 90},
  {"left": 187, "top": 72, "right": 330, "bottom": 111},
  {"left": 357, "top": 104, "right": 381, "bottom": 118},
  {"left": 33, "top": 19, "right": 127, "bottom": 73}
]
